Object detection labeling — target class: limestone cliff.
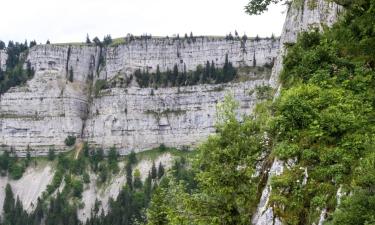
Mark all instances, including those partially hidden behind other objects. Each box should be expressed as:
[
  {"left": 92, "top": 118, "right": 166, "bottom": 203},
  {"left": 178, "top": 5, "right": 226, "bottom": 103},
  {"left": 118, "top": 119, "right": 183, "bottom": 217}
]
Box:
[
  {"left": 0, "top": 37, "right": 278, "bottom": 154},
  {"left": 100, "top": 37, "right": 279, "bottom": 80},
  {"left": 0, "top": 50, "right": 7, "bottom": 71}
]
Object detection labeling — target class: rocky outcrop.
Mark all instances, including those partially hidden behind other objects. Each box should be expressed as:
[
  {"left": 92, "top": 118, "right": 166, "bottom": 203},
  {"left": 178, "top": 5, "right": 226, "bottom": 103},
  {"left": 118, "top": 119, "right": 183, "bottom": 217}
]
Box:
[
  {"left": 0, "top": 38, "right": 278, "bottom": 154},
  {"left": 0, "top": 50, "right": 7, "bottom": 71},
  {"left": 269, "top": 0, "right": 343, "bottom": 87}
]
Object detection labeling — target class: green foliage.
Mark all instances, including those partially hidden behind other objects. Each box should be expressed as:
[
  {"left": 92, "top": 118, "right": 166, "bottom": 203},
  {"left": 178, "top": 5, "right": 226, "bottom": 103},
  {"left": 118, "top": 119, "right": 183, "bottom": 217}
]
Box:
[
  {"left": 64, "top": 135, "right": 76, "bottom": 146},
  {"left": 266, "top": 1, "right": 375, "bottom": 223},
  {"left": 244, "top": 0, "right": 284, "bottom": 15},
  {"left": 134, "top": 57, "right": 237, "bottom": 88},
  {"left": 94, "top": 79, "right": 108, "bottom": 96},
  {"left": 9, "top": 163, "right": 24, "bottom": 180},
  {"left": 108, "top": 146, "right": 119, "bottom": 172},
  {"left": 151, "top": 161, "right": 157, "bottom": 180},
  {"left": 103, "top": 34, "right": 112, "bottom": 46},
  {"left": 144, "top": 1, "right": 375, "bottom": 224},
  {"left": 128, "top": 150, "right": 137, "bottom": 165},
  {"left": 157, "top": 162, "right": 165, "bottom": 179},
  {"left": 0, "top": 41, "right": 34, "bottom": 94},
  {"left": 48, "top": 148, "right": 55, "bottom": 161},
  {"left": 255, "top": 85, "right": 274, "bottom": 100},
  {"left": 0, "top": 152, "right": 27, "bottom": 179},
  {"left": 145, "top": 95, "right": 269, "bottom": 224}
]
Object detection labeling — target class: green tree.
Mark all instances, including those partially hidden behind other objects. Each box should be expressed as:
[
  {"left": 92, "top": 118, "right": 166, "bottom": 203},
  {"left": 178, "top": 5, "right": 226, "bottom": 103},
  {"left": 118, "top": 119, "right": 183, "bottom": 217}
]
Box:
[
  {"left": 157, "top": 162, "right": 165, "bottom": 179},
  {"left": 48, "top": 148, "right": 55, "bottom": 161},
  {"left": 128, "top": 150, "right": 137, "bottom": 165},
  {"left": 133, "top": 169, "right": 143, "bottom": 189},
  {"left": 0, "top": 40, "right": 6, "bottom": 49},
  {"left": 64, "top": 135, "right": 76, "bottom": 146},
  {"left": 103, "top": 35, "right": 112, "bottom": 46},
  {"left": 151, "top": 161, "right": 157, "bottom": 180},
  {"left": 86, "top": 34, "right": 91, "bottom": 44}
]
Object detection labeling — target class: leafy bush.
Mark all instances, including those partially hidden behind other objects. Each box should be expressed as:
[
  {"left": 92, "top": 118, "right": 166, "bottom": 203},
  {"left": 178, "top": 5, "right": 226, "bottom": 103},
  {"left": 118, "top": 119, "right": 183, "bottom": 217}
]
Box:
[
  {"left": 94, "top": 79, "right": 108, "bottom": 96},
  {"left": 64, "top": 136, "right": 76, "bottom": 146}
]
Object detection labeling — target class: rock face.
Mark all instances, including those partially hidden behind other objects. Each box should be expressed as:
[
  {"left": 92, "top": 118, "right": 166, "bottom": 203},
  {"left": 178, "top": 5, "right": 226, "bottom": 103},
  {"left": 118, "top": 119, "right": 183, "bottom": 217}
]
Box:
[
  {"left": 84, "top": 80, "right": 266, "bottom": 154},
  {"left": 269, "top": 0, "right": 343, "bottom": 87},
  {"left": 0, "top": 38, "right": 278, "bottom": 154},
  {"left": 0, "top": 45, "right": 100, "bottom": 155},
  {"left": 101, "top": 37, "right": 279, "bottom": 80},
  {"left": 0, "top": 50, "right": 7, "bottom": 71}
]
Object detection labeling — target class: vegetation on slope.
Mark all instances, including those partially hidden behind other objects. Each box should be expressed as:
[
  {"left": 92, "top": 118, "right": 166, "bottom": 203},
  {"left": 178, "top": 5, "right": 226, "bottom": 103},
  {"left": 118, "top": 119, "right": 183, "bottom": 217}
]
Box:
[
  {"left": 0, "top": 145, "right": 193, "bottom": 225},
  {"left": 0, "top": 41, "right": 35, "bottom": 94},
  {"left": 143, "top": 1, "right": 375, "bottom": 225}
]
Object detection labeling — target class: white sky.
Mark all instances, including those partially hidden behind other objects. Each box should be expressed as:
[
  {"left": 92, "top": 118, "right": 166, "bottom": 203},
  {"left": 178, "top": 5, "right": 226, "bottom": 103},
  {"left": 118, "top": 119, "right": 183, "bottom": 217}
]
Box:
[{"left": 0, "top": 0, "right": 286, "bottom": 44}]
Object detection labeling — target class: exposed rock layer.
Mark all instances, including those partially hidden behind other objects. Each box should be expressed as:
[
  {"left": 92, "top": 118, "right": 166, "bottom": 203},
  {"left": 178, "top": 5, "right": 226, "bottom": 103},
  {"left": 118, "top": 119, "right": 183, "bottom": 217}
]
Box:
[{"left": 0, "top": 38, "right": 278, "bottom": 154}]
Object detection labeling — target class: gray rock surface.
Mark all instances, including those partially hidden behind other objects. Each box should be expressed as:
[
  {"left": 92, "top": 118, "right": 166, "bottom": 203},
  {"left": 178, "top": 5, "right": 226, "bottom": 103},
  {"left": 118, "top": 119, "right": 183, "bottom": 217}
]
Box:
[
  {"left": 0, "top": 164, "right": 54, "bottom": 213},
  {"left": 0, "top": 50, "right": 7, "bottom": 71},
  {"left": 100, "top": 37, "right": 279, "bottom": 81},
  {"left": 84, "top": 80, "right": 266, "bottom": 153},
  {"left": 0, "top": 38, "right": 277, "bottom": 154}
]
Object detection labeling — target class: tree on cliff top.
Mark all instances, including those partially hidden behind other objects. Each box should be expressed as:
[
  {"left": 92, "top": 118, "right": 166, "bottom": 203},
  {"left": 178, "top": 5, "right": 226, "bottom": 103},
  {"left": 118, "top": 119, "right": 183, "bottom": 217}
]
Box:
[
  {"left": 86, "top": 34, "right": 91, "bottom": 44},
  {"left": 245, "top": 0, "right": 353, "bottom": 15},
  {"left": 245, "top": 0, "right": 284, "bottom": 15}
]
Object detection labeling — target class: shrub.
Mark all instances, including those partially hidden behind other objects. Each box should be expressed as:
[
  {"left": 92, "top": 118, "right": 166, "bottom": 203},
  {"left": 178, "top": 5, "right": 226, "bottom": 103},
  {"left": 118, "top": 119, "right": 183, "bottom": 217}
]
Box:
[
  {"left": 158, "top": 144, "right": 167, "bottom": 152},
  {"left": 48, "top": 148, "right": 55, "bottom": 161},
  {"left": 9, "top": 163, "right": 24, "bottom": 180},
  {"left": 64, "top": 136, "right": 76, "bottom": 146},
  {"left": 94, "top": 79, "right": 108, "bottom": 96}
]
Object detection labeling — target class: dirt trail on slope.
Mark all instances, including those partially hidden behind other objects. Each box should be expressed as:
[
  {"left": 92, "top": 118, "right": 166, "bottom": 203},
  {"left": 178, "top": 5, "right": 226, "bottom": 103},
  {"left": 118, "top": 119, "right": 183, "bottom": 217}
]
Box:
[{"left": 74, "top": 142, "right": 84, "bottom": 159}]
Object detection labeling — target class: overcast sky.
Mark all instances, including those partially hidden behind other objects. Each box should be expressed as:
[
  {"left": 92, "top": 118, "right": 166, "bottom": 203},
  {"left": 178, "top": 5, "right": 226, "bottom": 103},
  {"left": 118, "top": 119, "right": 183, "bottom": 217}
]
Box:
[{"left": 0, "top": 0, "right": 286, "bottom": 44}]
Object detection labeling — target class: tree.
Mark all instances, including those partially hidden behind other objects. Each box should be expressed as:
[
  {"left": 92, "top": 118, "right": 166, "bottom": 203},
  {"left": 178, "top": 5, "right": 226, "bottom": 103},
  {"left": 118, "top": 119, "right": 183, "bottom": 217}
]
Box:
[
  {"left": 128, "top": 150, "right": 137, "bottom": 165},
  {"left": 157, "top": 162, "right": 165, "bottom": 179},
  {"left": 126, "top": 162, "right": 133, "bottom": 189},
  {"left": 48, "top": 148, "right": 55, "bottom": 161},
  {"left": 29, "top": 40, "right": 37, "bottom": 48},
  {"left": 108, "top": 146, "right": 119, "bottom": 172},
  {"left": 244, "top": 0, "right": 284, "bottom": 15},
  {"left": 46, "top": 40, "right": 50, "bottom": 44},
  {"left": 133, "top": 169, "right": 143, "bottom": 189},
  {"left": 0, "top": 151, "right": 10, "bottom": 173},
  {"left": 64, "top": 135, "right": 76, "bottom": 146},
  {"left": 0, "top": 40, "right": 5, "bottom": 50},
  {"left": 155, "top": 65, "right": 161, "bottom": 85},
  {"left": 103, "top": 34, "right": 112, "bottom": 46},
  {"left": 3, "top": 184, "right": 15, "bottom": 214},
  {"left": 151, "top": 161, "right": 157, "bottom": 180},
  {"left": 86, "top": 34, "right": 91, "bottom": 44}
]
